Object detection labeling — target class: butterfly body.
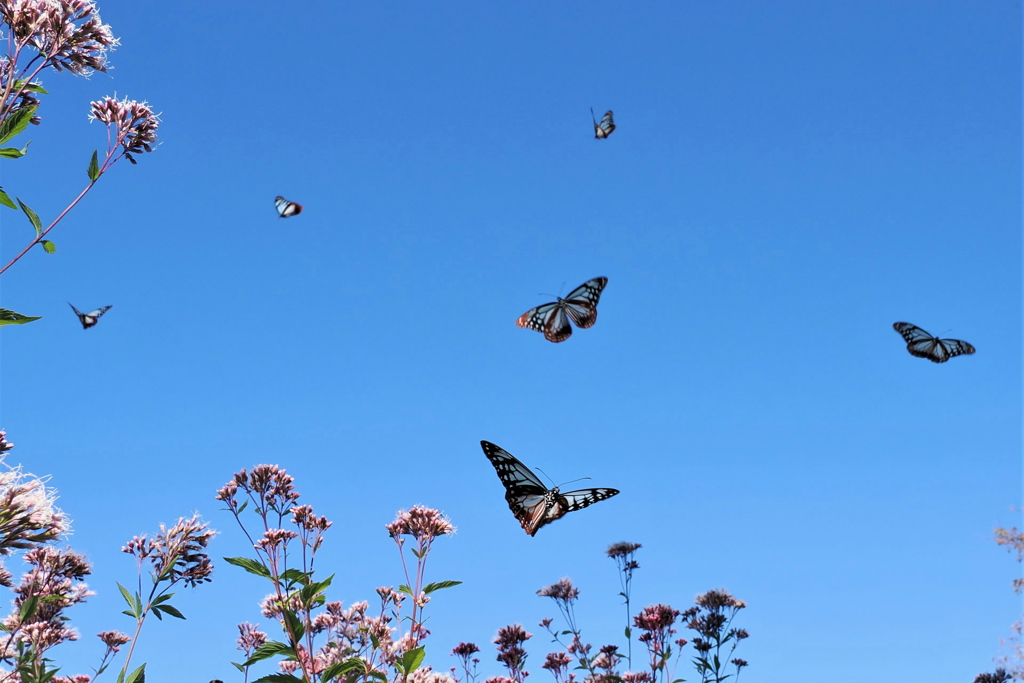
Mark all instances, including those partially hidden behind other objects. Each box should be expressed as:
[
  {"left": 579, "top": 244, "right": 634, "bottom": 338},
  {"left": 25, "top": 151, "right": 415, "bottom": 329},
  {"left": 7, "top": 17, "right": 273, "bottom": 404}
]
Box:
[
  {"left": 68, "top": 303, "right": 111, "bottom": 329},
  {"left": 591, "top": 108, "right": 615, "bottom": 139},
  {"left": 892, "top": 322, "right": 975, "bottom": 363},
  {"left": 274, "top": 196, "right": 303, "bottom": 218},
  {"left": 480, "top": 440, "right": 619, "bottom": 536},
  {"left": 516, "top": 276, "right": 607, "bottom": 343}
]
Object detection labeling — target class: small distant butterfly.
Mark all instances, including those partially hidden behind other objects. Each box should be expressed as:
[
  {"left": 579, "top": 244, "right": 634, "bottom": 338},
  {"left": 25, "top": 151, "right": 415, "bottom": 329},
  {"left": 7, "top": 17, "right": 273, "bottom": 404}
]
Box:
[
  {"left": 892, "top": 322, "right": 976, "bottom": 363},
  {"left": 274, "top": 196, "right": 303, "bottom": 218},
  {"left": 480, "top": 441, "right": 619, "bottom": 536},
  {"left": 517, "top": 277, "right": 607, "bottom": 343},
  {"left": 68, "top": 303, "right": 111, "bottom": 329},
  {"left": 591, "top": 108, "right": 615, "bottom": 139}
]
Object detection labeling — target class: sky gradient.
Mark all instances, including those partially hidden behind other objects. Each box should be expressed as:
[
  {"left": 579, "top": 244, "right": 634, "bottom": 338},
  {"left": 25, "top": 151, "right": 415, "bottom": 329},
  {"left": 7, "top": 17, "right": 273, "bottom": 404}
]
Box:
[{"left": 0, "top": 2, "right": 1021, "bottom": 681}]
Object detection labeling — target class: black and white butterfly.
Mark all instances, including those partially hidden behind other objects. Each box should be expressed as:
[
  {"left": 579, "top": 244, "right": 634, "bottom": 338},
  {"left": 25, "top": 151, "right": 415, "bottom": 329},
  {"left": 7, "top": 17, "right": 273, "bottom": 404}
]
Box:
[
  {"left": 480, "top": 440, "right": 619, "bottom": 536},
  {"left": 591, "top": 108, "right": 615, "bottom": 139},
  {"left": 68, "top": 303, "right": 111, "bottom": 329},
  {"left": 516, "top": 277, "right": 607, "bottom": 343},
  {"left": 274, "top": 196, "right": 303, "bottom": 218},
  {"left": 892, "top": 322, "right": 976, "bottom": 363}
]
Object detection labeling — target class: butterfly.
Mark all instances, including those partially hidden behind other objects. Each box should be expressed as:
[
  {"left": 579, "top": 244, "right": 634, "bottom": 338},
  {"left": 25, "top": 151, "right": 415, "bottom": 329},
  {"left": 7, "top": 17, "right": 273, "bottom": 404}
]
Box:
[
  {"left": 516, "top": 277, "right": 607, "bottom": 343},
  {"left": 274, "top": 196, "right": 303, "bottom": 218},
  {"left": 68, "top": 303, "right": 111, "bottom": 329},
  {"left": 480, "top": 440, "right": 619, "bottom": 536},
  {"left": 591, "top": 108, "right": 615, "bottom": 139},
  {"left": 892, "top": 322, "right": 976, "bottom": 363}
]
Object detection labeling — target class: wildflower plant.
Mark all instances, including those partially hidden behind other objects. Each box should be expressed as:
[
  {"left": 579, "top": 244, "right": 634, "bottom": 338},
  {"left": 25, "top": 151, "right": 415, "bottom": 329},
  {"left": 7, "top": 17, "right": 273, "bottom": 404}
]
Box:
[
  {"left": 455, "top": 543, "right": 750, "bottom": 683},
  {"left": 0, "top": 0, "right": 160, "bottom": 290},
  {"left": 217, "top": 465, "right": 461, "bottom": 682}
]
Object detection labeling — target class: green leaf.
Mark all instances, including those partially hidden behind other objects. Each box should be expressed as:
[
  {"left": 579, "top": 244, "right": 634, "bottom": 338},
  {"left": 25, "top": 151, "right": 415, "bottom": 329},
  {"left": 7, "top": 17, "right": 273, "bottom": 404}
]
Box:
[
  {"left": 0, "top": 309, "right": 40, "bottom": 326},
  {"left": 0, "top": 105, "right": 37, "bottom": 146},
  {"left": 400, "top": 646, "right": 425, "bottom": 675},
  {"left": 282, "top": 609, "right": 305, "bottom": 642},
  {"left": 19, "top": 595, "right": 39, "bottom": 622},
  {"left": 87, "top": 150, "right": 99, "bottom": 182},
  {"left": 243, "top": 641, "right": 295, "bottom": 667},
  {"left": 279, "top": 568, "right": 309, "bottom": 585},
  {"left": 320, "top": 659, "right": 364, "bottom": 682},
  {"left": 423, "top": 579, "right": 462, "bottom": 594},
  {"left": 151, "top": 593, "right": 174, "bottom": 605},
  {"left": 17, "top": 198, "right": 41, "bottom": 236},
  {"left": 40, "top": 240, "right": 55, "bottom": 254},
  {"left": 397, "top": 584, "right": 413, "bottom": 595},
  {"left": 624, "top": 626, "right": 631, "bottom": 639},
  {"left": 252, "top": 675, "right": 304, "bottom": 683},
  {"left": 116, "top": 583, "right": 141, "bottom": 617},
  {"left": 124, "top": 663, "right": 146, "bottom": 683},
  {"left": 0, "top": 142, "right": 30, "bottom": 159},
  {"left": 153, "top": 603, "right": 186, "bottom": 620},
  {"left": 223, "top": 556, "right": 271, "bottom": 578},
  {"left": 11, "top": 79, "right": 48, "bottom": 94},
  {"left": 0, "top": 188, "right": 15, "bottom": 209},
  {"left": 231, "top": 661, "right": 245, "bottom": 672}
]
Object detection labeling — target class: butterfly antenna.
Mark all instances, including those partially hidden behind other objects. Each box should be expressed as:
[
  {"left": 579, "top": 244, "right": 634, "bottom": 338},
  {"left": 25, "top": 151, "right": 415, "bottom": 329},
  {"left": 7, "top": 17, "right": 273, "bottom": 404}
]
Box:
[
  {"left": 534, "top": 467, "right": 558, "bottom": 488},
  {"left": 558, "top": 476, "right": 593, "bottom": 488},
  {"left": 590, "top": 107, "right": 598, "bottom": 125}
]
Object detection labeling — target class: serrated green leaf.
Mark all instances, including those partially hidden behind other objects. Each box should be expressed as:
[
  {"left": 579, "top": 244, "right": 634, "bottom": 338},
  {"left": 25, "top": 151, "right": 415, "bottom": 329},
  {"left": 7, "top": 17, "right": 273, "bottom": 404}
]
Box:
[
  {"left": 401, "top": 646, "right": 425, "bottom": 675},
  {"left": 283, "top": 609, "right": 305, "bottom": 642},
  {"left": 243, "top": 641, "right": 294, "bottom": 667},
  {"left": 116, "top": 583, "right": 141, "bottom": 617},
  {"left": 87, "top": 150, "right": 99, "bottom": 182},
  {"left": 40, "top": 239, "right": 55, "bottom": 254},
  {"left": 0, "top": 309, "right": 41, "bottom": 326},
  {"left": 279, "top": 568, "right": 309, "bottom": 584},
  {"left": 320, "top": 659, "right": 363, "bottom": 682},
  {"left": 423, "top": 580, "right": 462, "bottom": 594},
  {"left": 397, "top": 585, "right": 413, "bottom": 595},
  {"left": 17, "top": 198, "right": 40, "bottom": 236},
  {"left": 0, "top": 146, "right": 26, "bottom": 159},
  {"left": 223, "top": 556, "right": 271, "bottom": 578},
  {"left": 154, "top": 603, "right": 186, "bottom": 620},
  {"left": 19, "top": 595, "right": 38, "bottom": 622},
  {"left": 0, "top": 105, "right": 36, "bottom": 146},
  {"left": 0, "top": 188, "right": 15, "bottom": 209},
  {"left": 252, "top": 674, "right": 304, "bottom": 683},
  {"left": 124, "top": 663, "right": 146, "bottom": 683},
  {"left": 12, "top": 79, "right": 48, "bottom": 95},
  {"left": 368, "top": 631, "right": 380, "bottom": 650}
]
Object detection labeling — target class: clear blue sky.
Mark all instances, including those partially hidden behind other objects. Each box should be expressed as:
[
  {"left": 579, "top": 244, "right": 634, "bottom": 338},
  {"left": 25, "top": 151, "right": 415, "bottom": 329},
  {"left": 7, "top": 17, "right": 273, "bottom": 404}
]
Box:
[{"left": 0, "top": 2, "right": 1020, "bottom": 681}]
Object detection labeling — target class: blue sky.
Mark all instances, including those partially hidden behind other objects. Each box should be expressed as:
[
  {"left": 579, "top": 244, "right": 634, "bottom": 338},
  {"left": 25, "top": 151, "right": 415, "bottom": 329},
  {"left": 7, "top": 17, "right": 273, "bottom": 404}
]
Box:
[{"left": 0, "top": 1, "right": 1021, "bottom": 681}]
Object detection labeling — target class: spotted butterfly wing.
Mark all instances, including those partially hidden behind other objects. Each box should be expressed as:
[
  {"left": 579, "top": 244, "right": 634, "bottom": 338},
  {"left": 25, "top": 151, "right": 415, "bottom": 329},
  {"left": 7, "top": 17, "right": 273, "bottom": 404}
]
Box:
[
  {"left": 893, "top": 322, "right": 975, "bottom": 363},
  {"left": 274, "top": 196, "right": 303, "bottom": 218},
  {"left": 516, "top": 276, "right": 608, "bottom": 343},
  {"left": 480, "top": 440, "right": 619, "bottom": 536},
  {"left": 591, "top": 108, "right": 615, "bottom": 139},
  {"left": 68, "top": 303, "right": 112, "bottom": 329}
]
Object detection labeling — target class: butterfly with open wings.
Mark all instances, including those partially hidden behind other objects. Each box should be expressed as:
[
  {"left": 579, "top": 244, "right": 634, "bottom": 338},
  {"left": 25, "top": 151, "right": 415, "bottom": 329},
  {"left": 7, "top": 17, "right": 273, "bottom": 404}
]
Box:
[
  {"left": 480, "top": 440, "right": 619, "bottom": 536},
  {"left": 591, "top": 108, "right": 615, "bottom": 139},
  {"left": 274, "top": 196, "right": 303, "bottom": 218},
  {"left": 68, "top": 303, "right": 112, "bottom": 329},
  {"left": 892, "top": 322, "right": 975, "bottom": 363},
  {"left": 516, "top": 277, "right": 607, "bottom": 343}
]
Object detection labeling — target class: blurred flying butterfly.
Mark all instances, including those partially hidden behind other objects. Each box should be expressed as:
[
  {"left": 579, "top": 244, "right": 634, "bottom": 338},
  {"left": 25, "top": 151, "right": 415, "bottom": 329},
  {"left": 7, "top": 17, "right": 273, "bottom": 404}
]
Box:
[
  {"left": 591, "top": 108, "right": 615, "bottom": 139},
  {"left": 274, "top": 196, "right": 303, "bottom": 218},
  {"left": 516, "top": 276, "right": 607, "bottom": 343},
  {"left": 892, "top": 322, "right": 975, "bottom": 363},
  {"left": 68, "top": 303, "right": 111, "bottom": 329},
  {"left": 480, "top": 440, "right": 619, "bottom": 536}
]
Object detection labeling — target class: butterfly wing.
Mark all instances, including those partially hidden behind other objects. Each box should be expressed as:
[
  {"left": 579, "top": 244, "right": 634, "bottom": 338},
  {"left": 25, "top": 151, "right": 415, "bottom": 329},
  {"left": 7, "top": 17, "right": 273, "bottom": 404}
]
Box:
[
  {"left": 69, "top": 303, "right": 111, "bottom": 329},
  {"left": 561, "top": 277, "right": 607, "bottom": 329},
  {"left": 893, "top": 322, "right": 975, "bottom": 363},
  {"left": 517, "top": 302, "right": 573, "bottom": 343},
  {"left": 595, "top": 110, "right": 615, "bottom": 138},
  {"left": 480, "top": 441, "right": 553, "bottom": 535},
  {"left": 275, "top": 196, "right": 303, "bottom": 217}
]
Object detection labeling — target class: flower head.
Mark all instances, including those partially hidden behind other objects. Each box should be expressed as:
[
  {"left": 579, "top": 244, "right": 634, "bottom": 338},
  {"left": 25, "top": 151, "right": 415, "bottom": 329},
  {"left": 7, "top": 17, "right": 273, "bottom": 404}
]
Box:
[
  {"left": 386, "top": 505, "right": 454, "bottom": 541},
  {"left": 89, "top": 95, "right": 159, "bottom": 163},
  {"left": 2, "top": 0, "right": 118, "bottom": 75}
]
